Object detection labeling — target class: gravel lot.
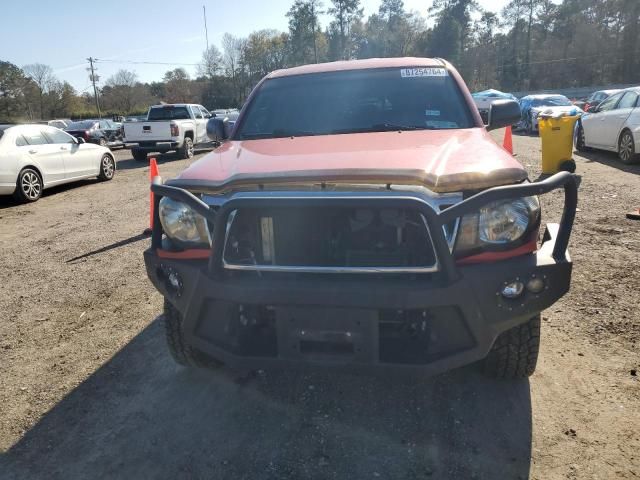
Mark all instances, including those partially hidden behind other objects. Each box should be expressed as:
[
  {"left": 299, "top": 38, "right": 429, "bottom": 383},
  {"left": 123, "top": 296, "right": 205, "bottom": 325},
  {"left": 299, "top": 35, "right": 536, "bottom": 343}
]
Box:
[{"left": 0, "top": 133, "right": 639, "bottom": 479}]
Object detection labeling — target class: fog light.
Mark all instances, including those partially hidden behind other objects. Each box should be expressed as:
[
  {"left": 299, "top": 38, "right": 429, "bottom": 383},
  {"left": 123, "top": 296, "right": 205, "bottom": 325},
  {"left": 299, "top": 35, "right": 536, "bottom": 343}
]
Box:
[
  {"left": 501, "top": 281, "right": 524, "bottom": 299},
  {"left": 526, "top": 277, "right": 545, "bottom": 294}
]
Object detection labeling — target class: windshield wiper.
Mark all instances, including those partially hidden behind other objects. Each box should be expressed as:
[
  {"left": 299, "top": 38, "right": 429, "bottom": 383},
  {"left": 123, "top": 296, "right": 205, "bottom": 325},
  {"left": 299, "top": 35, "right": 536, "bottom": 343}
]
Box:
[
  {"left": 331, "top": 123, "right": 434, "bottom": 134},
  {"left": 241, "top": 129, "right": 317, "bottom": 139}
]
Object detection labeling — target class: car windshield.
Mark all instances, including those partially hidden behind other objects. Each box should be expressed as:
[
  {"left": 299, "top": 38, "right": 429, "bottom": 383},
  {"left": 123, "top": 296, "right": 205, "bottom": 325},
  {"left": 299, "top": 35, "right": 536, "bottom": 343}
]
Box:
[
  {"left": 66, "top": 120, "right": 96, "bottom": 130},
  {"left": 148, "top": 106, "right": 191, "bottom": 120},
  {"left": 531, "top": 96, "right": 572, "bottom": 107},
  {"left": 235, "top": 67, "right": 475, "bottom": 140}
]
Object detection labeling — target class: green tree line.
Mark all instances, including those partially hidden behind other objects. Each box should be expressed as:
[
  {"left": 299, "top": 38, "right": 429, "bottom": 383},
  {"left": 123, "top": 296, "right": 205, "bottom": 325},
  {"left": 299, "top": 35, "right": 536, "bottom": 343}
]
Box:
[{"left": 1, "top": 0, "right": 639, "bottom": 122}]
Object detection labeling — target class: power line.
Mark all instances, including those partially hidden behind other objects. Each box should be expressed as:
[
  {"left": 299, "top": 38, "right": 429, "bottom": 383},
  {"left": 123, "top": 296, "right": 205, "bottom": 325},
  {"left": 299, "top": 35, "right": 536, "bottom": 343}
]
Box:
[{"left": 95, "top": 59, "right": 200, "bottom": 67}]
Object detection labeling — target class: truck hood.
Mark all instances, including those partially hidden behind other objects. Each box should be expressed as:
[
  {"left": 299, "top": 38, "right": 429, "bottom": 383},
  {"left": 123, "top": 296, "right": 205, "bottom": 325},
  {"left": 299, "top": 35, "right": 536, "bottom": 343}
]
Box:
[{"left": 174, "top": 128, "right": 527, "bottom": 193}]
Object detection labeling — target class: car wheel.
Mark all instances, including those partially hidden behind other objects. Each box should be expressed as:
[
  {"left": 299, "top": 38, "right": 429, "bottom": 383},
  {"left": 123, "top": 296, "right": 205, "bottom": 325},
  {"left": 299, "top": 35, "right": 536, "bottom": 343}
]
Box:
[
  {"left": 482, "top": 315, "right": 540, "bottom": 379},
  {"left": 97, "top": 154, "right": 115, "bottom": 181},
  {"left": 180, "top": 137, "right": 194, "bottom": 159},
  {"left": 618, "top": 130, "right": 639, "bottom": 164},
  {"left": 575, "top": 123, "right": 588, "bottom": 152},
  {"left": 14, "top": 168, "right": 43, "bottom": 203},
  {"left": 164, "top": 299, "right": 223, "bottom": 369},
  {"left": 132, "top": 149, "right": 147, "bottom": 162},
  {"left": 98, "top": 137, "right": 107, "bottom": 147}
]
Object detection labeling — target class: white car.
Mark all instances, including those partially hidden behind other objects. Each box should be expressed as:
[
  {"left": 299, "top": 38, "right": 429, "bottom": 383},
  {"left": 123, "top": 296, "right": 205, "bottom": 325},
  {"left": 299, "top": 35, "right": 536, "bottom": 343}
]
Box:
[
  {"left": 576, "top": 87, "right": 640, "bottom": 164},
  {"left": 0, "top": 124, "right": 116, "bottom": 203}
]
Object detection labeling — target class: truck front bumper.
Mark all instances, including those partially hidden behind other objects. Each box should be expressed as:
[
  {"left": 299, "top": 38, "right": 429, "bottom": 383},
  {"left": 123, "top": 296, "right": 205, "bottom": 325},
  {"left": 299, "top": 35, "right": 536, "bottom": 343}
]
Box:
[
  {"left": 145, "top": 226, "right": 570, "bottom": 375},
  {"left": 143, "top": 172, "right": 578, "bottom": 375}
]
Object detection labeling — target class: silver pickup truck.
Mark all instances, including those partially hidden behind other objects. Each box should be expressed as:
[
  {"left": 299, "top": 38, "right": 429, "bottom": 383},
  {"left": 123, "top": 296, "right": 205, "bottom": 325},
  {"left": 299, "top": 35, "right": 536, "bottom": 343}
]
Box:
[{"left": 123, "top": 104, "right": 216, "bottom": 161}]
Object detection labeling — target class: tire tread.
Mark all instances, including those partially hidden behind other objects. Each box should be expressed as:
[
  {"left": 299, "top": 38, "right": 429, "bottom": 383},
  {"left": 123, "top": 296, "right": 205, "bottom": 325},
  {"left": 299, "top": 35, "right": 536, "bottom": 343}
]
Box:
[{"left": 483, "top": 315, "right": 541, "bottom": 379}]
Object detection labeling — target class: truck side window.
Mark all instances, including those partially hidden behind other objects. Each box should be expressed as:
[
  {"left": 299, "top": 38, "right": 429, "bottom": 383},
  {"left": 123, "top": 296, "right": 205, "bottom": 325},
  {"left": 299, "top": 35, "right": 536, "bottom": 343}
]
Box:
[{"left": 191, "top": 106, "right": 203, "bottom": 119}]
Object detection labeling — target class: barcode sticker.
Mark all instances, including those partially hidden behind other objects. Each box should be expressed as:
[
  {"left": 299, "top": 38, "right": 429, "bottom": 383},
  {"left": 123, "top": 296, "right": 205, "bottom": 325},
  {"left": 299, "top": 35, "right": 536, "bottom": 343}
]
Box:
[{"left": 401, "top": 67, "right": 447, "bottom": 78}]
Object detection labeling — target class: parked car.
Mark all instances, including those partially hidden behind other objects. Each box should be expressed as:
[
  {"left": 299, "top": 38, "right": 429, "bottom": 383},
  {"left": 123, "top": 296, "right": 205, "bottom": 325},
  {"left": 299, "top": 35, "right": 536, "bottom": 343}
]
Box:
[
  {"left": 0, "top": 124, "right": 115, "bottom": 202},
  {"left": 583, "top": 89, "right": 622, "bottom": 113},
  {"left": 36, "top": 119, "right": 72, "bottom": 129},
  {"left": 576, "top": 87, "right": 640, "bottom": 164},
  {"left": 65, "top": 119, "right": 123, "bottom": 148},
  {"left": 123, "top": 104, "right": 216, "bottom": 161},
  {"left": 144, "top": 58, "right": 577, "bottom": 381},
  {"left": 518, "top": 94, "right": 582, "bottom": 134},
  {"left": 213, "top": 108, "right": 240, "bottom": 121},
  {"left": 471, "top": 89, "right": 517, "bottom": 123}
]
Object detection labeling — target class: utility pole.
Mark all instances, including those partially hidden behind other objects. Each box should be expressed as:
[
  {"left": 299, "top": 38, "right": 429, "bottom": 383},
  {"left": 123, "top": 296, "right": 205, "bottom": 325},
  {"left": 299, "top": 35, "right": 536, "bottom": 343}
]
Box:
[
  {"left": 203, "top": 5, "right": 209, "bottom": 51},
  {"left": 87, "top": 57, "right": 102, "bottom": 119}
]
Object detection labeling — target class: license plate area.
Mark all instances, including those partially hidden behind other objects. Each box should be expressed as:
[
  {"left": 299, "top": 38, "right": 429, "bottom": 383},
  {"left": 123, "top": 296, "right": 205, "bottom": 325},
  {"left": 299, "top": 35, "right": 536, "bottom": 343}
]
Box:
[{"left": 275, "top": 306, "right": 377, "bottom": 363}]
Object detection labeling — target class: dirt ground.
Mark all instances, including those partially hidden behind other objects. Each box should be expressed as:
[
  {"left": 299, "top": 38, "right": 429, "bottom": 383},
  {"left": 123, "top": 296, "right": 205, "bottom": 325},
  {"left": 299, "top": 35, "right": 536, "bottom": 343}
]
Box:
[{"left": 0, "top": 132, "right": 639, "bottom": 480}]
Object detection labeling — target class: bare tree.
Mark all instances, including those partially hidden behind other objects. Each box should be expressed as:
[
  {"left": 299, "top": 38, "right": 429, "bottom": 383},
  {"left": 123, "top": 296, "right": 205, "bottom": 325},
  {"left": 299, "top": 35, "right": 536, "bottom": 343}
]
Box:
[
  {"left": 23, "top": 63, "right": 54, "bottom": 119},
  {"left": 197, "top": 45, "right": 223, "bottom": 78},
  {"left": 106, "top": 69, "right": 138, "bottom": 88}
]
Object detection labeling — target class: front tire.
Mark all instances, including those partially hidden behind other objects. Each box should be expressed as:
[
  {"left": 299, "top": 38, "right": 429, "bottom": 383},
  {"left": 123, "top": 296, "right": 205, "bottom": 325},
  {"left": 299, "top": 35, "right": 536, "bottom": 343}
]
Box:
[
  {"left": 98, "top": 137, "right": 107, "bottom": 147},
  {"left": 483, "top": 315, "right": 540, "bottom": 379},
  {"left": 618, "top": 130, "right": 639, "bottom": 164},
  {"left": 180, "top": 137, "right": 194, "bottom": 159},
  {"left": 14, "top": 168, "right": 43, "bottom": 203},
  {"left": 132, "top": 149, "right": 147, "bottom": 162},
  {"left": 164, "top": 299, "right": 222, "bottom": 369},
  {"left": 97, "top": 154, "right": 115, "bottom": 181}
]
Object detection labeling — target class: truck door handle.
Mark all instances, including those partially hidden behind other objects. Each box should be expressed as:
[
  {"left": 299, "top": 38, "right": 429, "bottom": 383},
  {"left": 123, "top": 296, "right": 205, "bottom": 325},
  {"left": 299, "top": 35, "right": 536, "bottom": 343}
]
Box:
[
  {"left": 60, "top": 146, "right": 68, "bottom": 150},
  {"left": 29, "top": 149, "right": 37, "bottom": 154}
]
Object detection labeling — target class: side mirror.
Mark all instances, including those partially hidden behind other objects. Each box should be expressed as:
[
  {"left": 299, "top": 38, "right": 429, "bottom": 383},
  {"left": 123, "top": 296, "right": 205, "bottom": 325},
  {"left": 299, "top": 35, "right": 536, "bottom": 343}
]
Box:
[
  {"left": 487, "top": 99, "right": 521, "bottom": 131},
  {"left": 206, "top": 117, "right": 230, "bottom": 141},
  {"left": 76, "top": 137, "right": 86, "bottom": 144}
]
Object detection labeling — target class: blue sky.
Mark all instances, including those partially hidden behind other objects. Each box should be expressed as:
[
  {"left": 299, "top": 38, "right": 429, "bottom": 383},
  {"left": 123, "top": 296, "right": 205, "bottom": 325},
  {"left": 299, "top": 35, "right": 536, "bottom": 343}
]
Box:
[{"left": 1, "top": 0, "right": 509, "bottom": 91}]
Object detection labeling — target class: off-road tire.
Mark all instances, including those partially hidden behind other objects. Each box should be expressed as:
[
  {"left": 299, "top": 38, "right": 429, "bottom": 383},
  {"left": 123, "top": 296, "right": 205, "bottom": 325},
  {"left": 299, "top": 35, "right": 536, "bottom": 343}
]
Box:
[
  {"left": 483, "top": 315, "right": 540, "bottom": 379},
  {"left": 13, "top": 168, "right": 43, "bottom": 203},
  {"left": 132, "top": 149, "right": 147, "bottom": 162},
  {"left": 164, "top": 299, "right": 222, "bottom": 369},
  {"left": 97, "top": 154, "right": 115, "bottom": 181},
  {"left": 180, "top": 137, "right": 194, "bottom": 159}
]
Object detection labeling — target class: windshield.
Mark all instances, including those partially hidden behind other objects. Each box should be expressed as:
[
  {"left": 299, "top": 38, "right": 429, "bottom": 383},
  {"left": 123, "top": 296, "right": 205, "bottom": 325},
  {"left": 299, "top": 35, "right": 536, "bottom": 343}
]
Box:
[
  {"left": 235, "top": 67, "right": 475, "bottom": 140},
  {"left": 530, "top": 96, "right": 571, "bottom": 107},
  {"left": 66, "top": 120, "right": 96, "bottom": 130},
  {"left": 148, "top": 106, "right": 191, "bottom": 121}
]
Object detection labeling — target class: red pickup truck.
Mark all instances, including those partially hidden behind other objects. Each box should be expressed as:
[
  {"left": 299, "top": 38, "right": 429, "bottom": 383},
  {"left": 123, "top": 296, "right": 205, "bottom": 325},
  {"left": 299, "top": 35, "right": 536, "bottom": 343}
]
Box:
[{"left": 144, "top": 58, "right": 577, "bottom": 379}]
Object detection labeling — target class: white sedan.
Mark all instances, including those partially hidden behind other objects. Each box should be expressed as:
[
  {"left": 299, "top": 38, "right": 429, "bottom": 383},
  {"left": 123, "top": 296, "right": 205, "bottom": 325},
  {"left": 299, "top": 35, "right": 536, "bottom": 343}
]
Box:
[
  {"left": 576, "top": 87, "right": 640, "bottom": 164},
  {"left": 0, "top": 124, "right": 116, "bottom": 202}
]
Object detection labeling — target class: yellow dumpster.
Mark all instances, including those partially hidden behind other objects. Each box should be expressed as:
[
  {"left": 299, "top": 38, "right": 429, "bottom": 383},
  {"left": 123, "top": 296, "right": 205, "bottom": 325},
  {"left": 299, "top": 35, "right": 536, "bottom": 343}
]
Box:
[{"left": 538, "top": 114, "right": 580, "bottom": 174}]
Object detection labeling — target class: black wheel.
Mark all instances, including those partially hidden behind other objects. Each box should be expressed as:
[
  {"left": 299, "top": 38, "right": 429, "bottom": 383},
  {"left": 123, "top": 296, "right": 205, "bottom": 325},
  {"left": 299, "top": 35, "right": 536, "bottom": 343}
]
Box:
[
  {"left": 164, "top": 299, "right": 222, "bottom": 369},
  {"left": 483, "top": 315, "right": 540, "bottom": 379},
  {"left": 98, "top": 137, "right": 107, "bottom": 147},
  {"left": 97, "top": 154, "right": 115, "bottom": 181},
  {"left": 132, "top": 149, "right": 147, "bottom": 162},
  {"left": 13, "top": 168, "right": 42, "bottom": 203},
  {"left": 559, "top": 159, "right": 576, "bottom": 173},
  {"left": 180, "top": 137, "right": 194, "bottom": 159},
  {"left": 618, "top": 130, "right": 639, "bottom": 164},
  {"left": 575, "top": 122, "right": 588, "bottom": 152}
]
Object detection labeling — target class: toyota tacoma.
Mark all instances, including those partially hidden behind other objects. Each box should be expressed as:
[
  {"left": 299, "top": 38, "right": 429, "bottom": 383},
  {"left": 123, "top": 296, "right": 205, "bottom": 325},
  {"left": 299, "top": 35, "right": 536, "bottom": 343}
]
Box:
[{"left": 144, "top": 58, "right": 577, "bottom": 379}]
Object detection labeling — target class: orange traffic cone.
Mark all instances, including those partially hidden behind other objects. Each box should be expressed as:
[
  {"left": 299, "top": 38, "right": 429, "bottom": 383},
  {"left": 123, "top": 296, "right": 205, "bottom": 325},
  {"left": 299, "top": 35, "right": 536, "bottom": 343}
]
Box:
[
  {"left": 143, "top": 158, "right": 159, "bottom": 235},
  {"left": 503, "top": 126, "right": 513, "bottom": 155}
]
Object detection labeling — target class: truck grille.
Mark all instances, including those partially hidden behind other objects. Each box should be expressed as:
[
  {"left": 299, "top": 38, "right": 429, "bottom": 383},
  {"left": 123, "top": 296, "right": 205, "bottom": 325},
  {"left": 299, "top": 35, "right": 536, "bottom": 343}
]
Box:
[{"left": 222, "top": 206, "right": 439, "bottom": 273}]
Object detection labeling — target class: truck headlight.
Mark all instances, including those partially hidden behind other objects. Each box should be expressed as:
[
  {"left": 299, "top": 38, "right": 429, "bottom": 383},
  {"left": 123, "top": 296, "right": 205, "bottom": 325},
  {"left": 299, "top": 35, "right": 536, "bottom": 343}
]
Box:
[
  {"left": 454, "top": 196, "right": 540, "bottom": 257},
  {"left": 158, "top": 197, "right": 211, "bottom": 247}
]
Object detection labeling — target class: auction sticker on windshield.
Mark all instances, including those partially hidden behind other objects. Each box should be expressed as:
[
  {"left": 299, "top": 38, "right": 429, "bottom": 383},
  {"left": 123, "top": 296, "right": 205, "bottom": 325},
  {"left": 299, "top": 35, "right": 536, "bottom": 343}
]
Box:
[{"left": 401, "top": 67, "right": 447, "bottom": 78}]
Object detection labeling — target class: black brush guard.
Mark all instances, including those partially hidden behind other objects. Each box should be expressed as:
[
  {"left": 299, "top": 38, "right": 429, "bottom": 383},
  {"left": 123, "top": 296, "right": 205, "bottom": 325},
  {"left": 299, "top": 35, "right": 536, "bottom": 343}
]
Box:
[{"left": 144, "top": 172, "right": 578, "bottom": 374}]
